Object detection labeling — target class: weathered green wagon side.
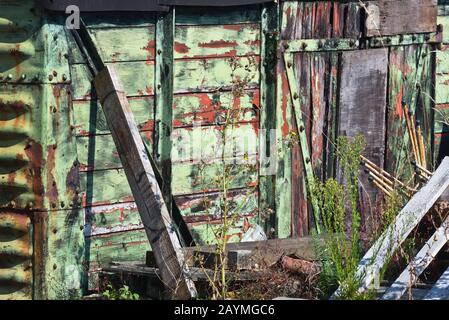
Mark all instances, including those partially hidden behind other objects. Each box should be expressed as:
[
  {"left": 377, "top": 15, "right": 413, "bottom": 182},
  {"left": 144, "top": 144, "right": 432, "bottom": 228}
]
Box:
[{"left": 0, "top": 0, "right": 442, "bottom": 299}]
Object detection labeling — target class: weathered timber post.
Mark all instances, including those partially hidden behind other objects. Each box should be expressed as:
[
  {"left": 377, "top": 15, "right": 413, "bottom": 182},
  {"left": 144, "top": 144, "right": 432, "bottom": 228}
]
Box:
[{"left": 94, "top": 66, "right": 197, "bottom": 299}]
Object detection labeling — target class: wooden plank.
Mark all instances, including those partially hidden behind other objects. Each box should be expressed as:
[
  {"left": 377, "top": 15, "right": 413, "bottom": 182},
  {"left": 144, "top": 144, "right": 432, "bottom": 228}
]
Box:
[
  {"left": 72, "top": 97, "right": 154, "bottom": 136},
  {"left": 259, "top": 2, "right": 278, "bottom": 233},
  {"left": 366, "top": 0, "right": 438, "bottom": 37},
  {"left": 79, "top": 161, "right": 257, "bottom": 205},
  {"left": 155, "top": 9, "right": 175, "bottom": 214},
  {"left": 103, "top": 262, "right": 263, "bottom": 282},
  {"left": 76, "top": 125, "right": 258, "bottom": 171},
  {"left": 173, "top": 56, "right": 260, "bottom": 94},
  {"left": 71, "top": 61, "right": 155, "bottom": 100},
  {"left": 171, "top": 125, "right": 259, "bottom": 164},
  {"left": 338, "top": 48, "right": 388, "bottom": 233},
  {"left": 284, "top": 52, "right": 321, "bottom": 234},
  {"left": 173, "top": 91, "right": 259, "bottom": 127},
  {"left": 88, "top": 27, "right": 156, "bottom": 62},
  {"left": 382, "top": 215, "right": 449, "bottom": 300},
  {"left": 175, "top": 189, "right": 258, "bottom": 220},
  {"left": 93, "top": 65, "right": 197, "bottom": 299},
  {"left": 333, "top": 157, "right": 449, "bottom": 297},
  {"left": 386, "top": 46, "right": 417, "bottom": 182},
  {"left": 175, "top": 6, "right": 260, "bottom": 26},
  {"left": 424, "top": 266, "right": 449, "bottom": 300},
  {"left": 174, "top": 24, "right": 260, "bottom": 59}
]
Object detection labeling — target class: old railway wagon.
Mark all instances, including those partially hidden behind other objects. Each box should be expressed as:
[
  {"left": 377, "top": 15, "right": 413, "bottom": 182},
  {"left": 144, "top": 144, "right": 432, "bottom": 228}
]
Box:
[{"left": 0, "top": 0, "right": 443, "bottom": 299}]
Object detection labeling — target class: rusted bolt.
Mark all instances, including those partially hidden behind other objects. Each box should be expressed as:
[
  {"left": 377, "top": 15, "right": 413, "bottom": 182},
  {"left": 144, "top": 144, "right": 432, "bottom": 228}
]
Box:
[
  {"left": 293, "top": 93, "right": 299, "bottom": 100},
  {"left": 301, "top": 42, "right": 308, "bottom": 50},
  {"left": 424, "top": 34, "right": 430, "bottom": 41},
  {"left": 28, "top": 202, "right": 34, "bottom": 208},
  {"left": 53, "top": 70, "right": 58, "bottom": 77},
  {"left": 349, "top": 40, "right": 355, "bottom": 47},
  {"left": 33, "top": 75, "right": 39, "bottom": 81},
  {"left": 318, "top": 41, "right": 323, "bottom": 49},
  {"left": 305, "top": 158, "right": 311, "bottom": 164},
  {"left": 157, "top": 83, "right": 162, "bottom": 89},
  {"left": 52, "top": 106, "right": 57, "bottom": 113},
  {"left": 61, "top": 202, "right": 65, "bottom": 208},
  {"left": 385, "top": 38, "right": 391, "bottom": 44},
  {"left": 53, "top": 228, "right": 57, "bottom": 234},
  {"left": 48, "top": 74, "right": 54, "bottom": 81},
  {"left": 283, "top": 43, "right": 289, "bottom": 50},
  {"left": 53, "top": 34, "right": 58, "bottom": 41},
  {"left": 73, "top": 160, "right": 79, "bottom": 167},
  {"left": 299, "top": 125, "right": 305, "bottom": 132},
  {"left": 437, "top": 24, "right": 444, "bottom": 33},
  {"left": 80, "top": 225, "right": 84, "bottom": 231},
  {"left": 21, "top": 74, "right": 26, "bottom": 80},
  {"left": 157, "top": 49, "right": 162, "bottom": 55},
  {"left": 62, "top": 74, "right": 67, "bottom": 81},
  {"left": 287, "top": 61, "right": 292, "bottom": 68},
  {"left": 7, "top": 74, "right": 13, "bottom": 80},
  {"left": 64, "top": 53, "right": 69, "bottom": 59},
  {"left": 53, "top": 264, "right": 57, "bottom": 270},
  {"left": 412, "top": 35, "right": 417, "bottom": 41},
  {"left": 51, "top": 203, "right": 57, "bottom": 209},
  {"left": 398, "top": 35, "right": 403, "bottom": 43},
  {"left": 10, "top": 201, "right": 16, "bottom": 208}
]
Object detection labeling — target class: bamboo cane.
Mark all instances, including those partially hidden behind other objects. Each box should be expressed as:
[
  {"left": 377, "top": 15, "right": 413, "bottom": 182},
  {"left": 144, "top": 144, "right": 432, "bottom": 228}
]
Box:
[
  {"left": 361, "top": 155, "right": 416, "bottom": 192},
  {"left": 412, "top": 160, "right": 432, "bottom": 177},
  {"left": 417, "top": 124, "right": 427, "bottom": 169},
  {"left": 366, "top": 170, "right": 394, "bottom": 193},
  {"left": 371, "top": 179, "right": 392, "bottom": 197},
  {"left": 406, "top": 108, "right": 420, "bottom": 166}
]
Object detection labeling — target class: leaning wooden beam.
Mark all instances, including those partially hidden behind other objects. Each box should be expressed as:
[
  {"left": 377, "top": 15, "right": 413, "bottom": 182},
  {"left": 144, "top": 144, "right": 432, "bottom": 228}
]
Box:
[
  {"left": 332, "top": 157, "right": 449, "bottom": 298},
  {"left": 94, "top": 66, "right": 197, "bottom": 299},
  {"left": 381, "top": 215, "right": 449, "bottom": 300},
  {"left": 424, "top": 266, "right": 449, "bottom": 300}
]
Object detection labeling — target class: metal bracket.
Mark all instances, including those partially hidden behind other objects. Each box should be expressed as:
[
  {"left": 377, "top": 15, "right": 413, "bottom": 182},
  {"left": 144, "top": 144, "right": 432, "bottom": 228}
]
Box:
[
  {"left": 283, "top": 52, "right": 321, "bottom": 234},
  {"left": 368, "top": 31, "right": 443, "bottom": 48},
  {"left": 282, "top": 38, "right": 359, "bottom": 53}
]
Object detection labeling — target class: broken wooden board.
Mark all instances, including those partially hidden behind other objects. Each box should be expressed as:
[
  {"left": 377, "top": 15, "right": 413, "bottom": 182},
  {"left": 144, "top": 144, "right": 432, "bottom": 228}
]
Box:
[
  {"left": 147, "top": 237, "right": 319, "bottom": 270},
  {"left": 338, "top": 48, "right": 388, "bottom": 233},
  {"left": 365, "top": 0, "right": 438, "bottom": 37},
  {"left": 103, "top": 261, "right": 265, "bottom": 282},
  {"left": 333, "top": 157, "right": 449, "bottom": 297},
  {"left": 93, "top": 65, "right": 197, "bottom": 299},
  {"left": 382, "top": 215, "right": 449, "bottom": 300}
]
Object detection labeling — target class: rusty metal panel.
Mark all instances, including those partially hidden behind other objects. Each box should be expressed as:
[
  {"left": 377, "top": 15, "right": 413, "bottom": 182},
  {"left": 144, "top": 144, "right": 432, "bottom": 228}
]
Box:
[
  {"left": 1, "top": 0, "right": 84, "bottom": 300},
  {"left": 0, "top": 212, "right": 33, "bottom": 300}
]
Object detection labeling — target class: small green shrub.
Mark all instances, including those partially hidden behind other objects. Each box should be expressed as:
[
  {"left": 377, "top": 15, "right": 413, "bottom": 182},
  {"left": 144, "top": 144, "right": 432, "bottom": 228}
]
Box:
[
  {"left": 102, "top": 284, "right": 140, "bottom": 300},
  {"left": 312, "top": 135, "right": 373, "bottom": 299}
]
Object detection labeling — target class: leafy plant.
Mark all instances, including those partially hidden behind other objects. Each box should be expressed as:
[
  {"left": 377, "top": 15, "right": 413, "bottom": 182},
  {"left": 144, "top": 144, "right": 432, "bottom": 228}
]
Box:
[
  {"left": 311, "top": 135, "right": 373, "bottom": 299},
  {"left": 102, "top": 284, "right": 140, "bottom": 300}
]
